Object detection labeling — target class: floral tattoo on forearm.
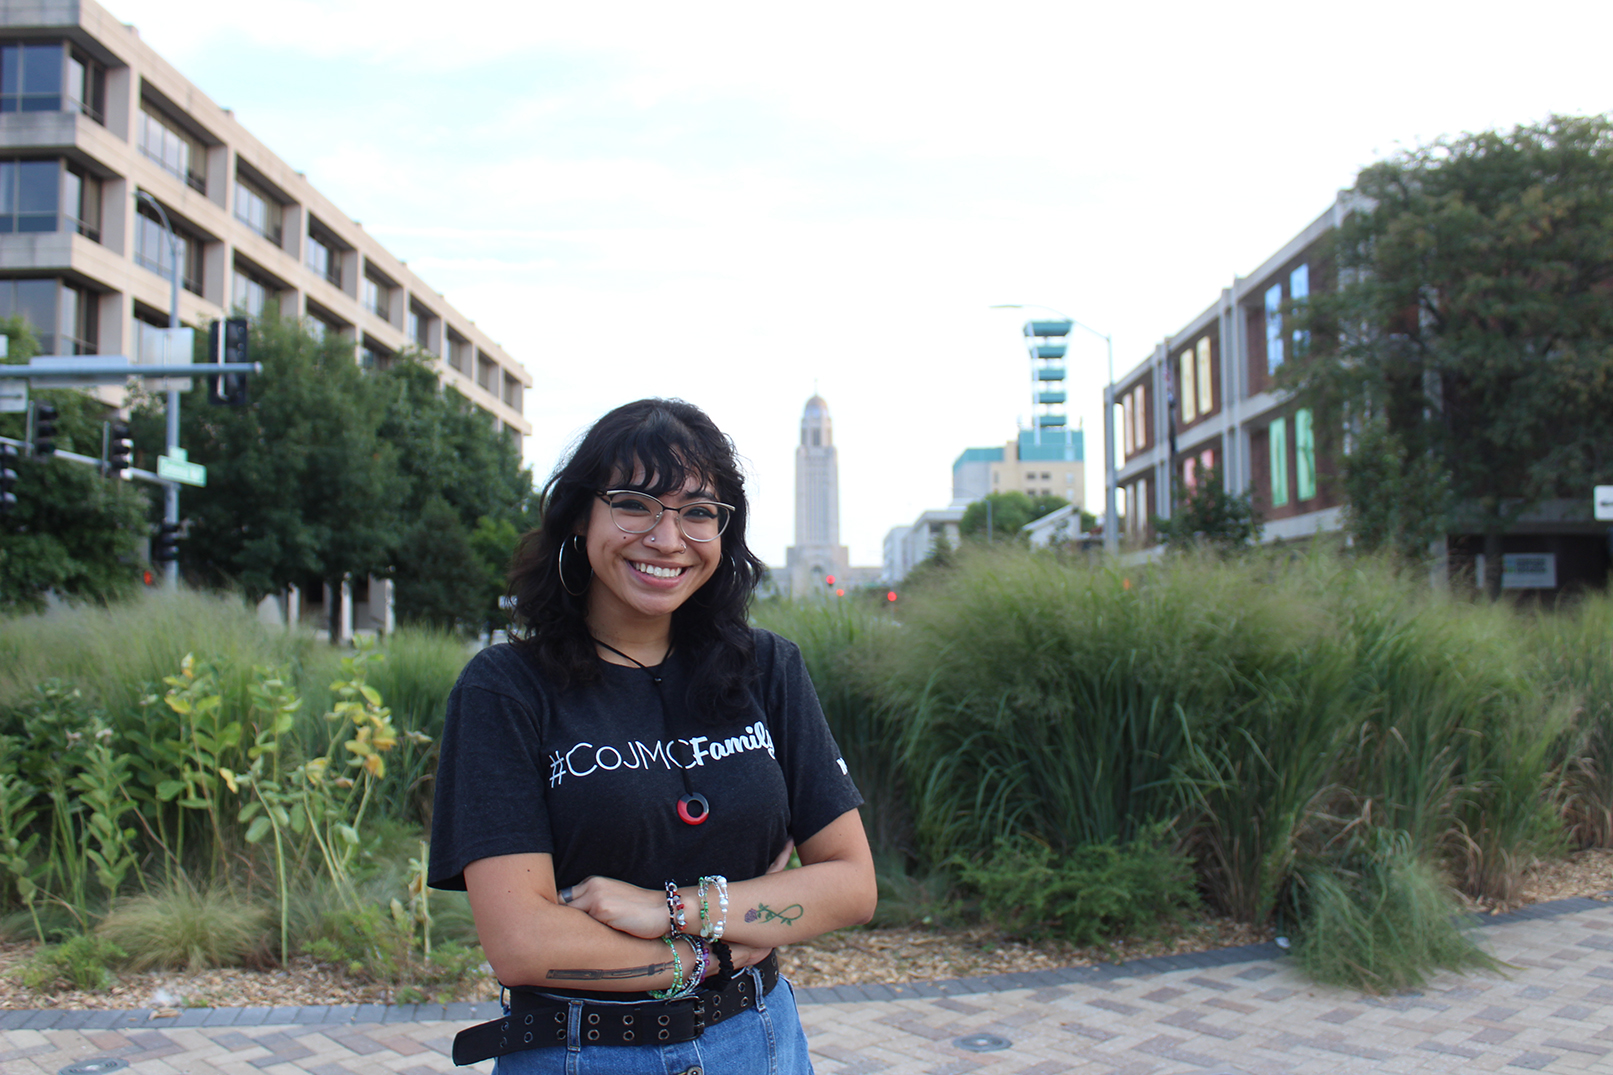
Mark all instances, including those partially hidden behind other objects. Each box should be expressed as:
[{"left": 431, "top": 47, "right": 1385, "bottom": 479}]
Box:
[{"left": 744, "top": 902, "right": 804, "bottom": 925}]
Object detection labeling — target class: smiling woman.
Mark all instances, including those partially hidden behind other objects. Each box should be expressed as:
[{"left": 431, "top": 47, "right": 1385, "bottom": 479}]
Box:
[{"left": 428, "top": 398, "right": 876, "bottom": 1073}]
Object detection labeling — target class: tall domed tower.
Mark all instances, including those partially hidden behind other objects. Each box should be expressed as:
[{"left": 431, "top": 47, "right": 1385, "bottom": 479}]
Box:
[{"left": 785, "top": 395, "right": 851, "bottom": 596}]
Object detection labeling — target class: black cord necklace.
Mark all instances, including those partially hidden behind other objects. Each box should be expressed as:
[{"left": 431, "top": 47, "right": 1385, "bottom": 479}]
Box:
[{"left": 592, "top": 637, "right": 711, "bottom": 826}]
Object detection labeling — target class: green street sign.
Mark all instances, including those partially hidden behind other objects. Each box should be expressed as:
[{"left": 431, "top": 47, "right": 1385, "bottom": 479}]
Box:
[{"left": 157, "top": 454, "right": 206, "bottom": 487}]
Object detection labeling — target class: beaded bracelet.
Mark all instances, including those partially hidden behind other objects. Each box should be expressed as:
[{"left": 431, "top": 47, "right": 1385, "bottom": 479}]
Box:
[
  {"left": 682, "top": 934, "right": 710, "bottom": 989},
  {"left": 664, "top": 880, "right": 687, "bottom": 935},
  {"left": 697, "top": 875, "right": 729, "bottom": 941},
  {"left": 648, "top": 934, "right": 685, "bottom": 999}
]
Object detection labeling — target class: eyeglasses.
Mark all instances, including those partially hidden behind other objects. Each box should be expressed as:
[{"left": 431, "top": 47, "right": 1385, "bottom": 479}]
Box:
[{"left": 595, "top": 489, "right": 734, "bottom": 542}]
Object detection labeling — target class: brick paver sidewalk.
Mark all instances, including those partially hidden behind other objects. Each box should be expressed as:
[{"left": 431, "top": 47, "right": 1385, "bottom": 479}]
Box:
[{"left": 4, "top": 896, "right": 1610, "bottom": 1075}]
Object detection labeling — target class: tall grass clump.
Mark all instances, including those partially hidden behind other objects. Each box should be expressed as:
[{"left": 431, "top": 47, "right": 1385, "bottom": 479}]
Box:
[
  {"left": 1527, "top": 592, "right": 1613, "bottom": 847},
  {"left": 1289, "top": 828, "right": 1498, "bottom": 993},
  {"left": 98, "top": 880, "right": 270, "bottom": 971},
  {"left": 0, "top": 589, "right": 324, "bottom": 716},
  {"left": 869, "top": 545, "right": 1334, "bottom": 875},
  {"left": 752, "top": 598, "right": 909, "bottom": 858},
  {"left": 1326, "top": 563, "right": 1567, "bottom": 902}
]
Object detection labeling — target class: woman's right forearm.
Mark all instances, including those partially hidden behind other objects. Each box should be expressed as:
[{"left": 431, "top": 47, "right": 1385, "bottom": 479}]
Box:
[{"left": 467, "top": 852, "right": 720, "bottom": 992}]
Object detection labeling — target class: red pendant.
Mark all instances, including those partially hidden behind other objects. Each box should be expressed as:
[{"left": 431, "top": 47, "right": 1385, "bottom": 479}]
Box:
[{"left": 677, "top": 793, "right": 710, "bottom": 825}]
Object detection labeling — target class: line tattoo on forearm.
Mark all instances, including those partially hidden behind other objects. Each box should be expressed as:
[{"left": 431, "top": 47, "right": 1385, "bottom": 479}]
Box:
[
  {"left": 744, "top": 902, "right": 804, "bottom": 925},
  {"left": 546, "top": 959, "right": 675, "bottom": 981}
]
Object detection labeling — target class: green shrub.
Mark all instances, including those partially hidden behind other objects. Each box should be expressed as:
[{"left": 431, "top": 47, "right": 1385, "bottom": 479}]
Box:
[
  {"left": 958, "top": 827, "right": 1199, "bottom": 947},
  {"left": 14, "top": 933, "right": 127, "bottom": 992},
  {"left": 1289, "top": 828, "right": 1499, "bottom": 994},
  {"left": 98, "top": 882, "right": 271, "bottom": 971}
]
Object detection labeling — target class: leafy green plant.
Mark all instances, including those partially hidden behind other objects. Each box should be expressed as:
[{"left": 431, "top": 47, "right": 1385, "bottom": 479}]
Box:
[
  {"left": 14, "top": 933, "right": 127, "bottom": 992},
  {"left": 222, "top": 642, "right": 424, "bottom": 961},
  {"left": 958, "top": 827, "right": 1199, "bottom": 947}
]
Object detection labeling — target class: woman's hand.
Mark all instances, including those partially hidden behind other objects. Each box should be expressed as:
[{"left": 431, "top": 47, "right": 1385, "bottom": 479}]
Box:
[{"left": 561, "top": 876, "right": 672, "bottom": 939}]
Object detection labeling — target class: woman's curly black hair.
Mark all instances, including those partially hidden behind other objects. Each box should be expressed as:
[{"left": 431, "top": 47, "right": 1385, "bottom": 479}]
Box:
[{"left": 507, "top": 398, "right": 766, "bottom": 723}]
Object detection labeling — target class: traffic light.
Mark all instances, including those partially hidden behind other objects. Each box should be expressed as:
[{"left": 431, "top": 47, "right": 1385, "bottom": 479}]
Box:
[
  {"left": 152, "top": 521, "right": 181, "bottom": 563},
  {"left": 0, "top": 444, "right": 17, "bottom": 518},
  {"left": 105, "top": 420, "right": 133, "bottom": 477},
  {"left": 208, "top": 317, "right": 250, "bottom": 407},
  {"left": 32, "top": 402, "right": 57, "bottom": 457}
]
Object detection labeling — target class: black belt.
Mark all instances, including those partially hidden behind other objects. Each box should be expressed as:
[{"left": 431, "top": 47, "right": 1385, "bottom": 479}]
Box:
[{"left": 452, "top": 952, "right": 780, "bottom": 1065}]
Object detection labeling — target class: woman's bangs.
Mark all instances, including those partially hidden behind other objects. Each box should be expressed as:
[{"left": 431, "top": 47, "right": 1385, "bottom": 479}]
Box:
[{"left": 606, "top": 427, "right": 730, "bottom": 501}]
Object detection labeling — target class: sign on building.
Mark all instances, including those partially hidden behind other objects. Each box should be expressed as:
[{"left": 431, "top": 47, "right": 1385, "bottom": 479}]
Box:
[{"left": 1476, "top": 553, "right": 1557, "bottom": 590}]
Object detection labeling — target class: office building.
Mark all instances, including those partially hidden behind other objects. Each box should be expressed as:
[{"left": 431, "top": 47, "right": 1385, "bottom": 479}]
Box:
[
  {"left": 0, "top": 0, "right": 533, "bottom": 634},
  {"left": 1114, "top": 192, "right": 1608, "bottom": 594},
  {"left": 952, "top": 429, "right": 1085, "bottom": 507},
  {"left": 0, "top": 0, "right": 530, "bottom": 443}
]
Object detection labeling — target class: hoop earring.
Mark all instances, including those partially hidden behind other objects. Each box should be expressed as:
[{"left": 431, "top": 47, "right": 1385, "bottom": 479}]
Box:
[{"left": 557, "top": 535, "right": 591, "bottom": 597}]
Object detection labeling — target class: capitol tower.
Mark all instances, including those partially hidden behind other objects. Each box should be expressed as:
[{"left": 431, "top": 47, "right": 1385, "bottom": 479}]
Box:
[{"left": 784, "top": 395, "right": 852, "bottom": 596}]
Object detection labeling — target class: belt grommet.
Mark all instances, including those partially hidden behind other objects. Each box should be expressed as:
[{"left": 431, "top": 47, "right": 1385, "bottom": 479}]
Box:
[
  {"left": 587, "top": 1029, "right": 599, "bottom": 1041},
  {"left": 588, "top": 1012, "right": 600, "bottom": 1025},
  {"left": 555, "top": 1029, "right": 565, "bottom": 1040},
  {"left": 500, "top": 1020, "right": 510, "bottom": 1032},
  {"left": 523, "top": 1032, "right": 533, "bottom": 1044},
  {"left": 622, "top": 1014, "right": 634, "bottom": 1025},
  {"left": 659, "top": 1029, "right": 670, "bottom": 1040},
  {"left": 498, "top": 1037, "right": 507, "bottom": 1048},
  {"left": 524, "top": 1013, "right": 535, "bottom": 1025},
  {"left": 658, "top": 1014, "right": 671, "bottom": 1026},
  {"left": 555, "top": 1011, "right": 565, "bottom": 1023},
  {"left": 623, "top": 1030, "right": 635, "bottom": 1042}
]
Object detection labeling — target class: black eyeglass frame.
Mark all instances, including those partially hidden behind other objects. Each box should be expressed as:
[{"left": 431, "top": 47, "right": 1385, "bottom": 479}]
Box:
[{"left": 594, "top": 489, "right": 736, "bottom": 542}]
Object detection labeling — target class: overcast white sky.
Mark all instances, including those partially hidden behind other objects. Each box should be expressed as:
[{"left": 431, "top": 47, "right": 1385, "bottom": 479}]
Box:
[{"left": 108, "top": 0, "right": 1613, "bottom": 567}]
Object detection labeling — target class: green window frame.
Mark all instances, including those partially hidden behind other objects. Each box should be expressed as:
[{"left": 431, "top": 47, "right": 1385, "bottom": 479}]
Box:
[
  {"left": 1269, "top": 418, "right": 1289, "bottom": 507},
  {"left": 1296, "top": 408, "right": 1316, "bottom": 500}
]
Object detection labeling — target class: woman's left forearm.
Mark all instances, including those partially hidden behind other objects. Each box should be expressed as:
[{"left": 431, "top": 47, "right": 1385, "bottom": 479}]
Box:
[{"left": 681, "top": 811, "right": 876, "bottom": 947}]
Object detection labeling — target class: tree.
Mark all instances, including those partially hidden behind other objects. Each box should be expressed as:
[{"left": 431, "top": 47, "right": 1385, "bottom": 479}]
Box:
[
  {"left": 1153, "top": 464, "right": 1262, "bottom": 553},
  {"left": 150, "top": 315, "right": 404, "bottom": 640},
  {"left": 141, "top": 316, "right": 534, "bottom": 636},
  {"left": 1283, "top": 116, "right": 1613, "bottom": 594},
  {"left": 376, "top": 355, "right": 534, "bottom": 630},
  {"left": 959, "top": 491, "right": 1069, "bottom": 543},
  {"left": 0, "top": 319, "right": 151, "bottom": 612}
]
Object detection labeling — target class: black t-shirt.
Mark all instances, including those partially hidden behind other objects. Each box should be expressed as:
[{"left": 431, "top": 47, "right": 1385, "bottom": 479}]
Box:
[{"left": 427, "top": 628, "right": 863, "bottom": 891}]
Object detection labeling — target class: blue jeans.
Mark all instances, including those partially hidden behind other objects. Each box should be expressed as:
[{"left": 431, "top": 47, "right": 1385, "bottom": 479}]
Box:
[{"left": 491, "top": 970, "right": 814, "bottom": 1075}]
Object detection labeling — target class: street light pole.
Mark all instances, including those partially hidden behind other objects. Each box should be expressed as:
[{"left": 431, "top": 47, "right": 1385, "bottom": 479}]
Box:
[
  {"left": 136, "top": 189, "right": 182, "bottom": 588},
  {"left": 991, "top": 304, "right": 1119, "bottom": 555}
]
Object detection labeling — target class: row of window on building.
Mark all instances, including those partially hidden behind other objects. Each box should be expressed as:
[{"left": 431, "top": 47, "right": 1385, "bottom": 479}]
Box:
[{"left": 0, "top": 38, "right": 523, "bottom": 415}]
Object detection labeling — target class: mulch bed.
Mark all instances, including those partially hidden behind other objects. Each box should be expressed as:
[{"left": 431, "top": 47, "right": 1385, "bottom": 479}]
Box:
[{"left": 4, "top": 849, "right": 1610, "bottom": 1010}]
